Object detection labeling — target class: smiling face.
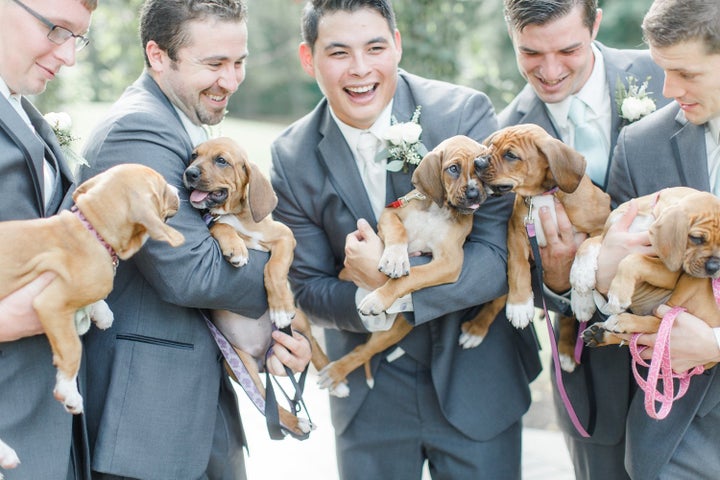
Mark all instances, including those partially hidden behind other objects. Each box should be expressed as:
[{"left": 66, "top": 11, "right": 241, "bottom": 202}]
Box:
[
  {"left": 298, "top": 7, "right": 402, "bottom": 130},
  {"left": 0, "top": 0, "right": 91, "bottom": 95},
  {"left": 147, "top": 18, "right": 248, "bottom": 126},
  {"left": 509, "top": 5, "right": 601, "bottom": 104},
  {"left": 650, "top": 39, "right": 720, "bottom": 125}
]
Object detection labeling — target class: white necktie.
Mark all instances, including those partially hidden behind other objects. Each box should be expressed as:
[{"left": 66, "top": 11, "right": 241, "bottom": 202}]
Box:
[
  {"left": 357, "top": 130, "right": 386, "bottom": 219},
  {"left": 568, "top": 97, "right": 608, "bottom": 185}
]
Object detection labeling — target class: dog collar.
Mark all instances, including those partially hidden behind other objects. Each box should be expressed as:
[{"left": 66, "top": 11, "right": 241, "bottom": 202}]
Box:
[
  {"left": 71, "top": 205, "right": 119, "bottom": 270},
  {"left": 386, "top": 191, "right": 427, "bottom": 209}
]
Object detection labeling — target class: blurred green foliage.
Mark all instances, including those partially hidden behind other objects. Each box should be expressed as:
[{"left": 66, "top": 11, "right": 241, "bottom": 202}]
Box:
[{"left": 37, "top": 0, "right": 655, "bottom": 122}]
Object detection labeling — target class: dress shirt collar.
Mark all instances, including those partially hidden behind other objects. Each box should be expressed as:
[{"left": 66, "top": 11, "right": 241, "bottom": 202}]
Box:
[
  {"left": 174, "top": 105, "right": 209, "bottom": 147},
  {"left": 330, "top": 100, "right": 394, "bottom": 153}
]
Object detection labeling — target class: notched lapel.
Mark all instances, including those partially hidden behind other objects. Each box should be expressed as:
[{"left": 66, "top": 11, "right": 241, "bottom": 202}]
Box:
[{"left": 671, "top": 114, "right": 709, "bottom": 191}]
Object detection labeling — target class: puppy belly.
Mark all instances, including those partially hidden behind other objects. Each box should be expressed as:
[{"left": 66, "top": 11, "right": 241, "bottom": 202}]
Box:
[{"left": 212, "top": 310, "right": 272, "bottom": 359}]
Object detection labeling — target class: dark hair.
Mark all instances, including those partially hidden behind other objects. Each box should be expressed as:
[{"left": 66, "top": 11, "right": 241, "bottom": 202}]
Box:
[
  {"left": 139, "top": 0, "right": 247, "bottom": 67},
  {"left": 79, "top": 0, "right": 98, "bottom": 11},
  {"left": 503, "top": 0, "right": 597, "bottom": 33},
  {"left": 301, "top": 0, "right": 396, "bottom": 50},
  {"left": 642, "top": 0, "right": 720, "bottom": 54}
]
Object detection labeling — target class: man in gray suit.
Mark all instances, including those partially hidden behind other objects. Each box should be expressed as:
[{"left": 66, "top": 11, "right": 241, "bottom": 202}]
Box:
[
  {"left": 0, "top": 0, "right": 97, "bottom": 478},
  {"left": 597, "top": 0, "right": 720, "bottom": 477},
  {"left": 499, "top": 1, "right": 670, "bottom": 478},
  {"left": 271, "top": 1, "right": 541, "bottom": 478},
  {"left": 78, "top": 1, "right": 311, "bottom": 479}
]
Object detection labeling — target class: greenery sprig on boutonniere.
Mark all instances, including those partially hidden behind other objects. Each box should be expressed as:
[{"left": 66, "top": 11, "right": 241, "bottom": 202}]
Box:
[
  {"left": 378, "top": 105, "right": 429, "bottom": 173},
  {"left": 44, "top": 111, "right": 88, "bottom": 172},
  {"left": 615, "top": 75, "right": 656, "bottom": 124}
]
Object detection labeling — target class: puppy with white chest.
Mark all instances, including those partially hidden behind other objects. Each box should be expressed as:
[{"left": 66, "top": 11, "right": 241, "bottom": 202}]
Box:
[
  {"left": 465, "top": 124, "right": 611, "bottom": 370},
  {"left": 573, "top": 186, "right": 720, "bottom": 362},
  {"left": 318, "top": 135, "right": 489, "bottom": 393},
  {"left": 184, "top": 137, "right": 336, "bottom": 437},
  {"left": 0, "top": 164, "right": 184, "bottom": 474}
]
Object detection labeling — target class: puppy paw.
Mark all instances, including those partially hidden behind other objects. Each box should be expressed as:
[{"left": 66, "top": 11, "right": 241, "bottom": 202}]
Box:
[
  {"left": 458, "top": 331, "right": 485, "bottom": 349},
  {"left": 227, "top": 252, "right": 249, "bottom": 268},
  {"left": 90, "top": 300, "right": 114, "bottom": 330},
  {"left": 317, "top": 363, "right": 350, "bottom": 397},
  {"left": 0, "top": 438, "right": 19, "bottom": 470},
  {"left": 54, "top": 372, "right": 83, "bottom": 415},
  {"left": 505, "top": 299, "right": 535, "bottom": 328},
  {"left": 559, "top": 353, "right": 577, "bottom": 373},
  {"left": 270, "top": 309, "right": 294, "bottom": 329},
  {"left": 377, "top": 244, "right": 409, "bottom": 278},
  {"left": 358, "top": 291, "right": 388, "bottom": 317},
  {"left": 297, "top": 417, "right": 315, "bottom": 434},
  {"left": 329, "top": 383, "right": 350, "bottom": 398},
  {"left": 570, "top": 288, "right": 596, "bottom": 322},
  {"left": 605, "top": 293, "right": 629, "bottom": 315},
  {"left": 569, "top": 242, "right": 601, "bottom": 293},
  {"left": 581, "top": 323, "right": 606, "bottom": 347}
]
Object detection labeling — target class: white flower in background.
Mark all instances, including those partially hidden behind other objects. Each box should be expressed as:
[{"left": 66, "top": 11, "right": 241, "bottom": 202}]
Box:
[
  {"left": 379, "top": 105, "right": 429, "bottom": 172},
  {"left": 44, "top": 111, "right": 87, "bottom": 172},
  {"left": 616, "top": 76, "right": 657, "bottom": 124}
]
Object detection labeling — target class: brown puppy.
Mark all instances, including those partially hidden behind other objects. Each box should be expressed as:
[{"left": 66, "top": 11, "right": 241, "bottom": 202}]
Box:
[
  {"left": 572, "top": 187, "right": 720, "bottom": 363},
  {"left": 468, "top": 124, "right": 611, "bottom": 371},
  {"left": 0, "top": 164, "right": 184, "bottom": 472},
  {"left": 184, "top": 137, "right": 335, "bottom": 436},
  {"left": 318, "top": 135, "right": 489, "bottom": 393}
]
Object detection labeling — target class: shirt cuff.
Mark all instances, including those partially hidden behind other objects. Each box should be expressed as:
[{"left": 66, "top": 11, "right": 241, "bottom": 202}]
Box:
[{"left": 355, "top": 288, "right": 413, "bottom": 332}]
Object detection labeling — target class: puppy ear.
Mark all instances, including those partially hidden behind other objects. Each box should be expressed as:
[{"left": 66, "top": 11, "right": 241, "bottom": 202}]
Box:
[
  {"left": 540, "top": 137, "right": 586, "bottom": 193},
  {"left": 411, "top": 147, "right": 445, "bottom": 207},
  {"left": 247, "top": 162, "right": 278, "bottom": 223},
  {"left": 650, "top": 206, "right": 688, "bottom": 272}
]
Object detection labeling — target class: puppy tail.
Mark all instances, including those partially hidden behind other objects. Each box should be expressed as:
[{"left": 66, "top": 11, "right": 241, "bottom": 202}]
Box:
[{"left": 364, "top": 362, "right": 375, "bottom": 389}]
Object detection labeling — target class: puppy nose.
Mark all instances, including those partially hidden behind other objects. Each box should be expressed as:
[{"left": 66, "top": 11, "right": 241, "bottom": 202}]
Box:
[
  {"left": 466, "top": 185, "right": 480, "bottom": 200},
  {"left": 474, "top": 155, "right": 489, "bottom": 172},
  {"left": 184, "top": 166, "right": 200, "bottom": 185},
  {"left": 706, "top": 257, "right": 720, "bottom": 276}
]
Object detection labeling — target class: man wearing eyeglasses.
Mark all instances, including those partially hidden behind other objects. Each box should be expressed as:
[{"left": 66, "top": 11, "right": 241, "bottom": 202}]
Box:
[{"left": 0, "top": 0, "right": 96, "bottom": 479}]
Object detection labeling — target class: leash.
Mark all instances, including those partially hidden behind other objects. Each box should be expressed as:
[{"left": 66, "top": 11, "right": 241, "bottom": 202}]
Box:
[
  {"left": 525, "top": 195, "right": 592, "bottom": 438},
  {"left": 204, "top": 315, "right": 311, "bottom": 440},
  {"left": 386, "top": 191, "right": 426, "bottom": 209},
  {"left": 628, "top": 277, "right": 720, "bottom": 419}
]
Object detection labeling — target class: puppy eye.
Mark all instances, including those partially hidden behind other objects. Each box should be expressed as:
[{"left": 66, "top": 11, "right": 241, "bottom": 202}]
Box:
[
  {"left": 190, "top": 152, "right": 198, "bottom": 160},
  {"left": 446, "top": 164, "right": 460, "bottom": 176},
  {"left": 503, "top": 150, "right": 520, "bottom": 161},
  {"left": 689, "top": 234, "right": 705, "bottom": 245},
  {"left": 215, "top": 156, "right": 228, "bottom": 166}
]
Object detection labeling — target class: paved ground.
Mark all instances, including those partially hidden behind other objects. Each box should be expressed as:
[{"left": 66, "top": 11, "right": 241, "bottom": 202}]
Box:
[{"left": 237, "top": 320, "right": 575, "bottom": 480}]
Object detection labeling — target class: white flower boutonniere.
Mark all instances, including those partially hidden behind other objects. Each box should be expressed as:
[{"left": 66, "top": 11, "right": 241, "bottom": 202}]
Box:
[
  {"left": 379, "top": 105, "right": 429, "bottom": 172},
  {"left": 615, "top": 76, "right": 656, "bottom": 124},
  {"left": 44, "top": 111, "right": 88, "bottom": 171}
]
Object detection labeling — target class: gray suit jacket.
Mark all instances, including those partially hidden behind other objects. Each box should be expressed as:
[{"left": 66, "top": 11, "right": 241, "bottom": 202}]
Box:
[
  {"left": 499, "top": 43, "right": 671, "bottom": 446},
  {"left": 0, "top": 95, "right": 83, "bottom": 479},
  {"left": 79, "top": 72, "right": 269, "bottom": 479},
  {"left": 609, "top": 102, "right": 720, "bottom": 480},
  {"left": 271, "top": 70, "right": 542, "bottom": 441}
]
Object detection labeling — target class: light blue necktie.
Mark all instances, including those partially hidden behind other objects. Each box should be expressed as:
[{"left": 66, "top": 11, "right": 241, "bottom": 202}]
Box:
[
  {"left": 568, "top": 97, "right": 608, "bottom": 185},
  {"left": 357, "top": 130, "right": 385, "bottom": 219}
]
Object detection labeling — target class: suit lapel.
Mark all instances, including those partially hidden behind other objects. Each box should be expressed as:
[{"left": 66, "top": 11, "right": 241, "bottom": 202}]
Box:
[
  {"left": 670, "top": 111, "right": 710, "bottom": 191},
  {"left": 387, "top": 75, "right": 415, "bottom": 200},
  {"left": 513, "top": 86, "right": 561, "bottom": 139}
]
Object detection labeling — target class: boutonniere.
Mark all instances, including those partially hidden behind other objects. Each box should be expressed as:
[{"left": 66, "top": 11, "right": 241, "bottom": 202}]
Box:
[
  {"left": 378, "top": 105, "right": 429, "bottom": 172},
  {"left": 44, "top": 111, "right": 88, "bottom": 171},
  {"left": 615, "top": 75, "right": 656, "bottom": 124}
]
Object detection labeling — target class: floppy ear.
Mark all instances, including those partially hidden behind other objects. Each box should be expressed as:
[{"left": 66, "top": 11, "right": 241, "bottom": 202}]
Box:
[
  {"left": 247, "top": 162, "right": 278, "bottom": 223},
  {"left": 649, "top": 206, "right": 688, "bottom": 272},
  {"left": 539, "top": 136, "right": 586, "bottom": 193},
  {"left": 411, "top": 147, "right": 445, "bottom": 207}
]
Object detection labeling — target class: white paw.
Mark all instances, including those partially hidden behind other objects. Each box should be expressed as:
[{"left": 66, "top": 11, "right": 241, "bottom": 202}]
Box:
[
  {"left": 296, "top": 417, "right": 315, "bottom": 434},
  {"left": 0, "top": 438, "right": 20, "bottom": 470},
  {"left": 458, "top": 331, "right": 485, "bottom": 349},
  {"left": 270, "top": 309, "right": 294, "bottom": 329},
  {"left": 605, "top": 293, "right": 628, "bottom": 315},
  {"left": 377, "top": 244, "right": 409, "bottom": 278},
  {"left": 569, "top": 243, "right": 601, "bottom": 293},
  {"left": 506, "top": 299, "right": 535, "bottom": 328},
  {"left": 559, "top": 353, "right": 577, "bottom": 373},
  {"left": 229, "top": 254, "right": 249, "bottom": 267},
  {"left": 329, "top": 383, "right": 350, "bottom": 398},
  {"left": 358, "top": 291, "right": 386, "bottom": 317},
  {"left": 602, "top": 315, "right": 622, "bottom": 333},
  {"left": 90, "top": 300, "right": 114, "bottom": 330},
  {"left": 571, "top": 288, "right": 596, "bottom": 322},
  {"left": 54, "top": 372, "right": 83, "bottom": 414}
]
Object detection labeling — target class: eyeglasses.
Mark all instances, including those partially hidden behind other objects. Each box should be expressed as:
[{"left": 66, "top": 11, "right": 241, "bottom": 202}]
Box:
[{"left": 12, "top": 0, "right": 90, "bottom": 51}]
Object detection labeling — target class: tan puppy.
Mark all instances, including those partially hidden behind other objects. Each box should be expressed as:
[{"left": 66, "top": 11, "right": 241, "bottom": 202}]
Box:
[
  {"left": 319, "top": 135, "right": 489, "bottom": 393},
  {"left": 467, "top": 124, "right": 611, "bottom": 370},
  {"left": 0, "top": 164, "right": 184, "bottom": 472},
  {"left": 573, "top": 187, "right": 720, "bottom": 363},
  {"left": 184, "top": 137, "right": 335, "bottom": 437}
]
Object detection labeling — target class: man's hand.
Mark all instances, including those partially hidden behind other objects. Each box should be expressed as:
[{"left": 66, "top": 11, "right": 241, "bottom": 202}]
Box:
[
  {"left": 595, "top": 200, "right": 654, "bottom": 294},
  {"left": 0, "top": 272, "right": 55, "bottom": 342},
  {"left": 342, "top": 218, "right": 387, "bottom": 290},
  {"left": 266, "top": 327, "right": 313, "bottom": 376},
  {"left": 537, "top": 200, "right": 587, "bottom": 292}
]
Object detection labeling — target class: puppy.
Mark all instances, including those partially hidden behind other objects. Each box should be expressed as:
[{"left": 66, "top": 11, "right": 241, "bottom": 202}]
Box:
[
  {"left": 573, "top": 187, "right": 720, "bottom": 364},
  {"left": 184, "top": 137, "right": 335, "bottom": 437},
  {"left": 0, "top": 164, "right": 184, "bottom": 473},
  {"left": 468, "top": 124, "right": 611, "bottom": 371},
  {"left": 318, "top": 135, "right": 489, "bottom": 393}
]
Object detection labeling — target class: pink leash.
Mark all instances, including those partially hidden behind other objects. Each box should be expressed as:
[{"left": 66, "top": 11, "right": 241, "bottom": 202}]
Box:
[{"left": 628, "top": 278, "right": 720, "bottom": 419}]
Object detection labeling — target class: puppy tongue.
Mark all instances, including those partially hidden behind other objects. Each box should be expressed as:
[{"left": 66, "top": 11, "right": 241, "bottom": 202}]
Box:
[{"left": 190, "top": 190, "right": 210, "bottom": 203}]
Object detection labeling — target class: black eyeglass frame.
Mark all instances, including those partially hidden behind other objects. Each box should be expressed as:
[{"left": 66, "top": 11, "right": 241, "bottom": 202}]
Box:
[{"left": 11, "top": 0, "right": 90, "bottom": 51}]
